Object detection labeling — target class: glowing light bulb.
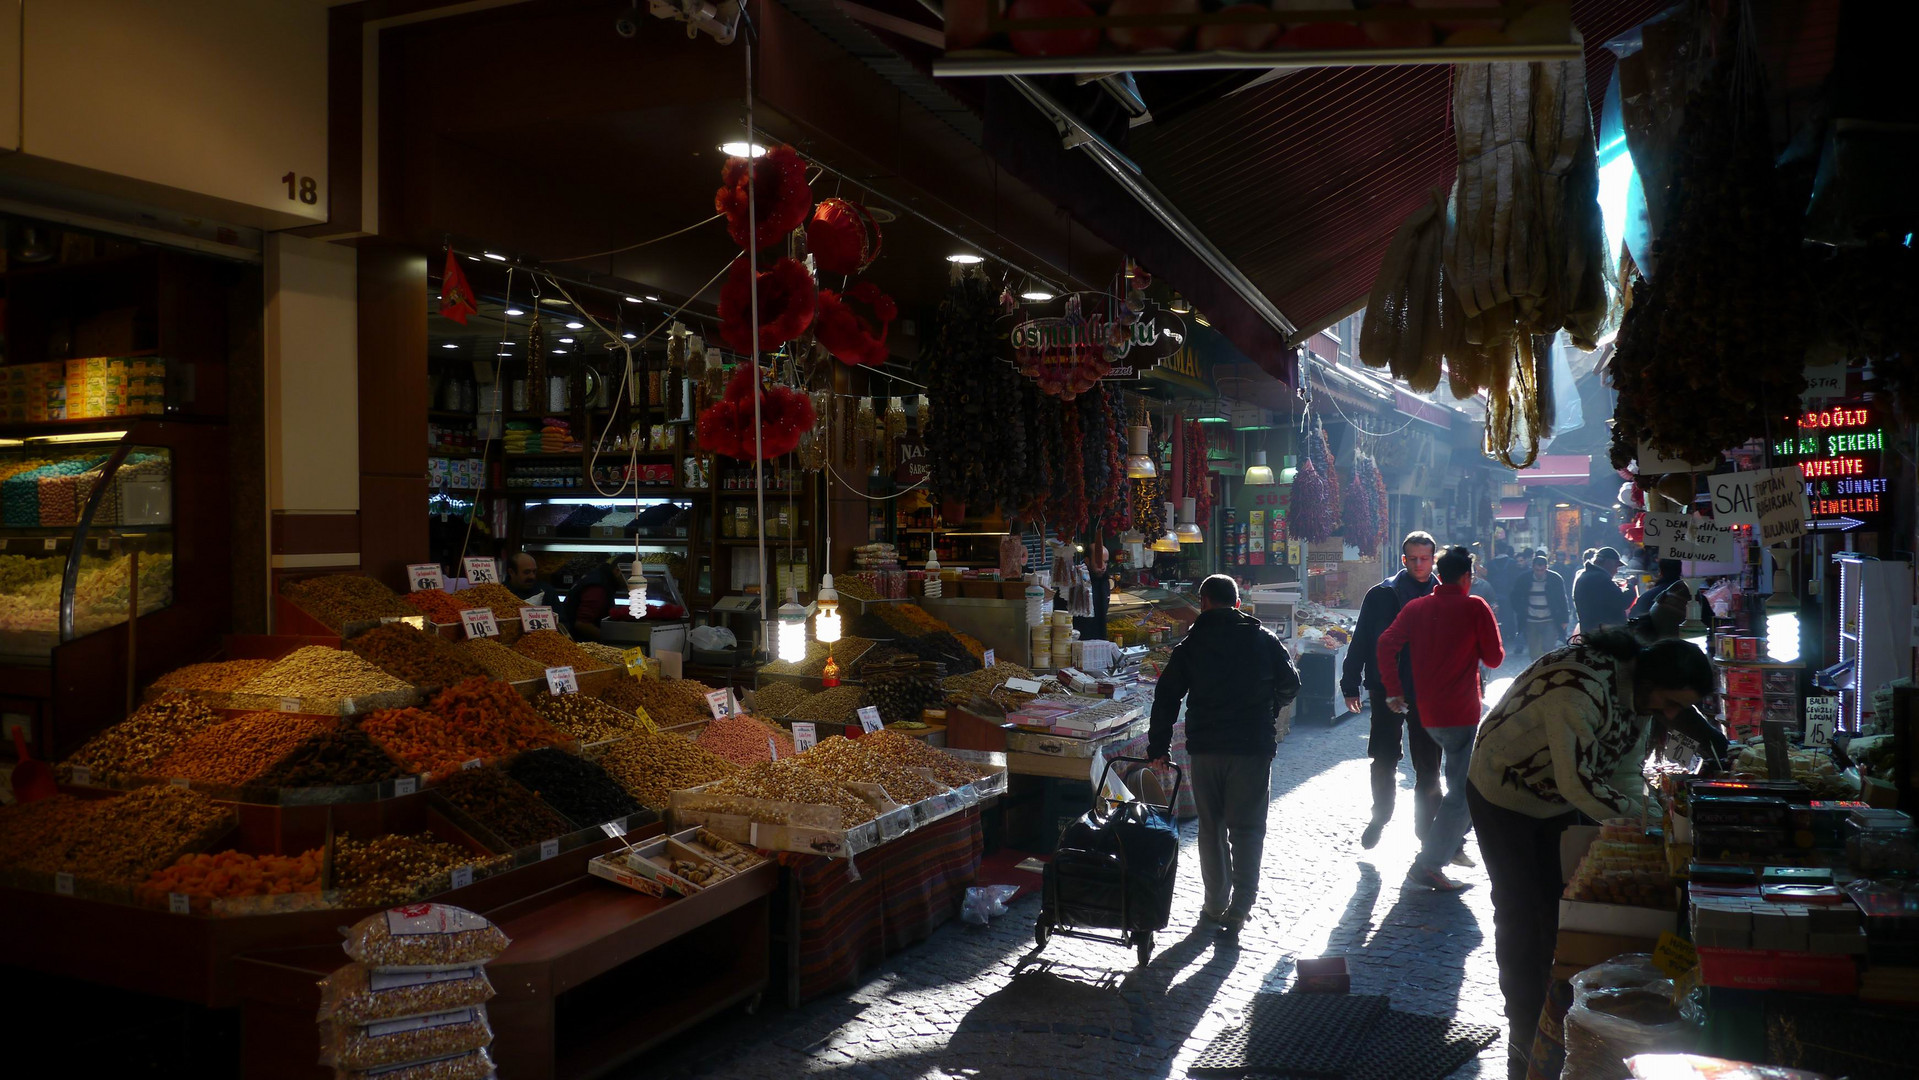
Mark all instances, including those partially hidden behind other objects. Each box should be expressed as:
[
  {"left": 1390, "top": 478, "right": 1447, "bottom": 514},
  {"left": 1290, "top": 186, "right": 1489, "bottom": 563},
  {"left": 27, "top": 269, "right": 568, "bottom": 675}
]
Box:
[
  {"left": 777, "top": 591, "right": 808, "bottom": 663},
  {"left": 814, "top": 573, "right": 841, "bottom": 644}
]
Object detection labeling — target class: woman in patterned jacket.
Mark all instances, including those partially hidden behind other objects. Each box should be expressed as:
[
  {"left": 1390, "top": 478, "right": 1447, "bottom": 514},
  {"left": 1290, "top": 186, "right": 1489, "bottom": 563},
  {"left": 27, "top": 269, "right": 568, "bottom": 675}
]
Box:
[{"left": 1464, "top": 628, "right": 1713, "bottom": 1078}]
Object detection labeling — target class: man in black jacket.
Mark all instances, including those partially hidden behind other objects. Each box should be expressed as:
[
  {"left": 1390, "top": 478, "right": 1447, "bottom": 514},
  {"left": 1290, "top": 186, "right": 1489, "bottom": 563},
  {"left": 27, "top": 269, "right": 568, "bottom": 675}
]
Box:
[
  {"left": 1149, "top": 574, "right": 1298, "bottom": 934},
  {"left": 1508, "top": 550, "right": 1570, "bottom": 660},
  {"left": 1572, "top": 546, "right": 1633, "bottom": 635},
  {"left": 1341, "top": 531, "right": 1441, "bottom": 851}
]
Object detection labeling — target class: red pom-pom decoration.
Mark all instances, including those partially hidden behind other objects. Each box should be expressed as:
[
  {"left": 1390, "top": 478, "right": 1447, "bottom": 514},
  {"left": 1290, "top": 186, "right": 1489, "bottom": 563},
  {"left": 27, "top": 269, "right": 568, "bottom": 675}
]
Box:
[
  {"left": 806, "top": 198, "right": 883, "bottom": 277},
  {"left": 814, "top": 281, "right": 897, "bottom": 367},
  {"left": 715, "top": 146, "right": 813, "bottom": 251},
  {"left": 696, "top": 365, "right": 818, "bottom": 461},
  {"left": 718, "top": 257, "right": 818, "bottom": 356}
]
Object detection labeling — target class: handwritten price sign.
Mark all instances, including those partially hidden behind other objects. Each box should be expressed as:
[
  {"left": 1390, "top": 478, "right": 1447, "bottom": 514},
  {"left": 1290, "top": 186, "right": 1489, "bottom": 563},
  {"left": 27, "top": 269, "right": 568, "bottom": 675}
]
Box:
[
  {"left": 407, "top": 563, "right": 444, "bottom": 593},
  {"left": 463, "top": 556, "right": 499, "bottom": 585}
]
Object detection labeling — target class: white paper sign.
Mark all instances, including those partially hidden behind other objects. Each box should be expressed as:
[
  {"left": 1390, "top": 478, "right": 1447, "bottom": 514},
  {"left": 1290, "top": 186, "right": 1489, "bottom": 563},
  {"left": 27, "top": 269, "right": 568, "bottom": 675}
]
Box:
[
  {"left": 983, "top": 649, "right": 996, "bottom": 668},
  {"left": 1805, "top": 697, "right": 1839, "bottom": 746},
  {"left": 279, "top": 697, "right": 301, "bottom": 713},
  {"left": 519, "top": 606, "right": 556, "bottom": 633},
  {"left": 1006, "top": 677, "right": 1044, "bottom": 693},
  {"left": 70, "top": 766, "right": 90, "bottom": 786},
  {"left": 1642, "top": 513, "right": 1693, "bottom": 554},
  {"left": 462, "top": 556, "right": 499, "bottom": 585},
  {"left": 706, "top": 688, "right": 734, "bottom": 719},
  {"left": 1750, "top": 467, "right": 1809, "bottom": 548},
  {"left": 393, "top": 777, "right": 418, "bottom": 797},
  {"left": 539, "top": 838, "right": 559, "bottom": 861},
  {"left": 768, "top": 736, "right": 779, "bottom": 761},
  {"left": 407, "top": 563, "right": 444, "bottom": 593},
  {"left": 41, "top": 537, "right": 55, "bottom": 551},
  {"left": 1801, "top": 361, "right": 1847, "bottom": 403},
  {"left": 792, "top": 721, "right": 817, "bottom": 752},
  {"left": 657, "top": 649, "right": 684, "bottom": 680},
  {"left": 545, "top": 666, "right": 579, "bottom": 695},
  {"left": 168, "top": 892, "right": 190, "bottom": 915},
  {"left": 461, "top": 608, "right": 500, "bottom": 639},
  {"left": 55, "top": 872, "right": 75, "bottom": 895},
  {"left": 857, "top": 706, "right": 884, "bottom": 733},
  {"left": 450, "top": 866, "right": 473, "bottom": 889},
  {"left": 600, "top": 819, "right": 627, "bottom": 838},
  {"left": 1664, "top": 516, "right": 1738, "bottom": 563},
  {"left": 461, "top": 758, "right": 483, "bottom": 770}
]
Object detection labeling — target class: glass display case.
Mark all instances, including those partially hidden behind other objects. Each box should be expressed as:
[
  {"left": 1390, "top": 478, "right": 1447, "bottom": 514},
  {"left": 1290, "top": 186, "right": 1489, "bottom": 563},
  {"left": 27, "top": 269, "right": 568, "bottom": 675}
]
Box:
[{"left": 0, "top": 431, "right": 173, "bottom": 661}]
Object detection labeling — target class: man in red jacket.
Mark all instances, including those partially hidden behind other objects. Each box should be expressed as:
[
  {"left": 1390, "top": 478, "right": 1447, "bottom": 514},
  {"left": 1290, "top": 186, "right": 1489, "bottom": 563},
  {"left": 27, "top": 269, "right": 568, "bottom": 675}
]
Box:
[{"left": 1378, "top": 545, "right": 1505, "bottom": 891}]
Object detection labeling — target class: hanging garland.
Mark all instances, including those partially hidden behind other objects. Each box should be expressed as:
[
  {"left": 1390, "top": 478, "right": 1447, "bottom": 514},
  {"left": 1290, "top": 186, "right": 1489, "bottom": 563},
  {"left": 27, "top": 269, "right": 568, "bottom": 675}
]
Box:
[
  {"left": 1079, "top": 385, "right": 1121, "bottom": 533},
  {"left": 1340, "top": 450, "right": 1388, "bottom": 554},
  {"left": 1289, "top": 409, "right": 1340, "bottom": 543},
  {"left": 1100, "top": 390, "right": 1131, "bottom": 536},
  {"left": 924, "top": 275, "right": 1030, "bottom": 516},
  {"left": 1183, "top": 421, "right": 1214, "bottom": 524}
]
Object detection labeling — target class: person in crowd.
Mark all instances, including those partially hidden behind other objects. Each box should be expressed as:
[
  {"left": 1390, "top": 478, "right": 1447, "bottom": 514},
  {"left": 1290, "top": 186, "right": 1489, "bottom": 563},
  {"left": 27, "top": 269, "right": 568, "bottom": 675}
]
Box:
[
  {"left": 1628, "top": 559, "right": 1686, "bottom": 620},
  {"left": 504, "top": 550, "right": 546, "bottom": 601},
  {"left": 1149, "top": 574, "right": 1299, "bottom": 935},
  {"left": 1573, "top": 546, "right": 1633, "bottom": 637},
  {"left": 1508, "top": 550, "right": 1569, "bottom": 661},
  {"left": 1376, "top": 546, "right": 1504, "bottom": 891},
  {"left": 1465, "top": 630, "right": 1713, "bottom": 1078},
  {"left": 1627, "top": 580, "right": 1692, "bottom": 645},
  {"left": 1073, "top": 532, "right": 1112, "bottom": 642},
  {"left": 556, "top": 554, "right": 627, "bottom": 639},
  {"left": 1487, "top": 548, "right": 1521, "bottom": 643},
  {"left": 1341, "top": 531, "right": 1441, "bottom": 850}
]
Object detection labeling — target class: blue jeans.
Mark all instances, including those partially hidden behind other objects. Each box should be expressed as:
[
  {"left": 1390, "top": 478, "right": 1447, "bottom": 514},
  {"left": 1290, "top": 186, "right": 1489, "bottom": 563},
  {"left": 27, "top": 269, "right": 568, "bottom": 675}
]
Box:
[{"left": 1414, "top": 724, "right": 1477, "bottom": 872}]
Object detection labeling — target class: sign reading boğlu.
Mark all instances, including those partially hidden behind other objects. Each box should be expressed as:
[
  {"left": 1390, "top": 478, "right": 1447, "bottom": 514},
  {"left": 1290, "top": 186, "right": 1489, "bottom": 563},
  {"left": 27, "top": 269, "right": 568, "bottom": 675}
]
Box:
[{"left": 1770, "top": 401, "right": 1889, "bottom": 534}]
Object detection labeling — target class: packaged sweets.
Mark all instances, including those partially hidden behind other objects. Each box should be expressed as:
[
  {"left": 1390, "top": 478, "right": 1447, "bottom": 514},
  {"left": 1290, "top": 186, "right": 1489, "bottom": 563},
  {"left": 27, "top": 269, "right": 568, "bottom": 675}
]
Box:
[
  {"left": 335, "top": 1048, "right": 496, "bottom": 1080},
  {"left": 320, "top": 1006, "right": 493, "bottom": 1070},
  {"left": 317, "top": 964, "right": 496, "bottom": 1025},
  {"left": 341, "top": 904, "right": 510, "bottom": 969}
]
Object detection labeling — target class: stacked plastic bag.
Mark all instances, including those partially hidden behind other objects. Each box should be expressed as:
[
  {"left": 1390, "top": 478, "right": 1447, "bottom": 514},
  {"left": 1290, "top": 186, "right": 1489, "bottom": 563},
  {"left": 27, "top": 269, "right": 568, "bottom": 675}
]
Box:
[
  {"left": 1562, "top": 955, "right": 1702, "bottom": 1080},
  {"left": 501, "top": 422, "right": 534, "bottom": 456},
  {"left": 318, "top": 903, "right": 510, "bottom": 1080}
]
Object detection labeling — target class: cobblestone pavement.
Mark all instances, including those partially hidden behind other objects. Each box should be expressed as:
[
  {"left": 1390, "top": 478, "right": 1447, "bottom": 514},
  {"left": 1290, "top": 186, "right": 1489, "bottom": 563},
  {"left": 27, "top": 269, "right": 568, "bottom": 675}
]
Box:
[{"left": 641, "top": 662, "right": 1537, "bottom": 1080}]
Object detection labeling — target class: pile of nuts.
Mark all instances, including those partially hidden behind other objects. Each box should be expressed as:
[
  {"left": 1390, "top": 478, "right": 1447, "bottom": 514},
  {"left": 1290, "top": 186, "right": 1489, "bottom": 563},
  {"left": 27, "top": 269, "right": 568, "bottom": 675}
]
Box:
[
  {"left": 532, "top": 691, "right": 658, "bottom": 743},
  {"left": 512, "top": 629, "right": 601, "bottom": 671},
  {"left": 748, "top": 681, "right": 811, "bottom": 718},
  {"left": 345, "top": 622, "right": 490, "bottom": 691},
  {"left": 5, "top": 785, "right": 233, "bottom": 886},
  {"left": 794, "top": 735, "right": 943, "bottom": 804},
  {"left": 941, "top": 660, "right": 1036, "bottom": 697},
  {"left": 332, "top": 831, "right": 497, "bottom": 907},
  {"left": 695, "top": 713, "right": 796, "bottom": 766},
  {"left": 599, "top": 676, "right": 711, "bottom": 728},
  {"left": 64, "top": 693, "right": 223, "bottom": 780},
  {"left": 594, "top": 731, "right": 738, "bottom": 807},
  {"left": 238, "top": 646, "right": 413, "bottom": 703},
  {"left": 152, "top": 711, "right": 339, "bottom": 787},
  {"left": 149, "top": 659, "right": 275, "bottom": 694},
  {"left": 455, "top": 638, "right": 546, "bottom": 682},
  {"left": 785, "top": 685, "right": 868, "bottom": 723},
  {"left": 575, "top": 641, "right": 632, "bottom": 668},
  {"left": 861, "top": 729, "right": 987, "bottom": 788},
  {"left": 458, "top": 583, "right": 532, "bottom": 622},
  {"left": 704, "top": 760, "right": 880, "bottom": 827},
  {"left": 759, "top": 635, "right": 876, "bottom": 677},
  {"left": 432, "top": 767, "right": 574, "bottom": 849},
  {"left": 0, "top": 796, "right": 99, "bottom": 869},
  {"left": 281, "top": 575, "right": 417, "bottom": 629}
]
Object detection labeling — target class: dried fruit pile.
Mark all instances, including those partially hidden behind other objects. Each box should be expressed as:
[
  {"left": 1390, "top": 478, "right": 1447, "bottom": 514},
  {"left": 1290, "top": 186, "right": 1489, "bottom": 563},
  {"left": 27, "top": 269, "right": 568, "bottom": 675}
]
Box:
[
  {"left": 432, "top": 767, "right": 575, "bottom": 848},
  {"left": 704, "top": 759, "right": 879, "bottom": 827},
  {"left": 599, "top": 676, "right": 711, "bottom": 727},
  {"left": 63, "top": 693, "right": 222, "bottom": 780},
  {"left": 862, "top": 729, "right": 990, "bottom": 787},
  {"left": 252, "top": 726, "right": 411, "bottom": 787},
  {"left": 456, "top": 638, "right": 546, "bottom": 682},
  {"left": 794, "top": 735, "right": 942, "bottom": 804},
  {"left": 1289, "top": 412, "right": 1340, "bottom": 542},
  {"left": 141, "top": 848, "right": 322, "bottom": 904},
  {"left": 3, "top": 785, "right": 232, "bottom": 886},
  {"left": 403, "top": 588, "right": 473, "bottom": 623},
  {"left": 152, "top": 711, "right": 339, "bottom": 787},
  {"left": 785, "top": 685, "right": 867, "bottom": 723},
  {"left": 361, "top": 678, "right": 566, "bottom": 774},
  {"left": 512, "top": 629, "right": 601, "bottom": 671},
  {"left": 503, "top": 748, "right": 641, "bottom": 828},
  {"left": 346, "top": 622, "right": 489, "bottom": 691},
  {"left": 149, "top": 659, "right": 274, "bottom": 694},
  {"left": 532, "top": 691, "right": 658, "bottom": 743},
  {"left": 332, "top": 831, "right": 495, "bottom": 907},
  {"left": 748, "top": 681, "right": 812, "bottom": 718},
  {"left": 1340, "top": 451, "right": 1388, "bottom": 555},
  {"left": 281, "top": 574, "right": 416, "bottom": 629}
]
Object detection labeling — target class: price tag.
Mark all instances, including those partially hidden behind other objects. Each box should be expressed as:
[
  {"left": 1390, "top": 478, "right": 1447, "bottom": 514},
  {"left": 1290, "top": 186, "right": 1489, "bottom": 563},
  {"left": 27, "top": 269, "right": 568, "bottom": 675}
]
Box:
[
  {"left": 792, "top": 721, "right": 817, "bottom": 752},
  {"left": 1652, "top": 932, "right": 1699, "bottom": 978},
  {"left": 519, "top": 605, "right": 556, "bottom": 633},
  {"left": 462, "top": 556, "right": 499, "bottom": 585},
  {"left": 407, "top": 563, "right": 444, "bottom": 593},
  {"left": 706, "top": 688, "right": 734, "bottom": 719},
  {"left": 393, "top": 777, "right": 418, "bottom": 796},
  {"left": 1006, "top": 677, "right": 1044, "bottom": 693},
  {"left": 96, "top": 537, "right": 110, "bottom": 552},
  {"left": 545, "top": 666, "right": 579, "bottom": 695},
  {"left": 460, "top": 608, "right": 499, "bottom": 639},
  {"left": 461, "top": 758, "right": 482, "bottom": 770},
  {"left": 42, "top": 537, "right": 55, "bottom": 551},
  {"left": 983, "top": 648, "right": 996, "bottom": 668},
  {"left": 70, "top": 766, "right": 90, "bottom": 786},
  {"left": 1805, "top": 697, "right": 1839, "bottom": 747},
  {"left": 539, "top": 838, "right": 559, "bottom": 861},
  {"left": 279, "top": 698, "right": 300, "bottom": 713},
  {"left": 768, "top": 736, "right": 779, "bottom": 761},
  {"left": 857, "top": 706, "right": 884, "bottom": 733},
  {"left": 169, "top": 776, "right": 191, "bottom": 789},
  {"left": 450, "top": 866, "right": 473, "bottom": 889},
  {"left": 168, "top": 892, "right": 190, "bottom": 915},
  {"left": 600, "top": 819, "right": 627, "bottom": 838},
  {"left": 54, "top": 872, "right": 74, "bottom": 896}
]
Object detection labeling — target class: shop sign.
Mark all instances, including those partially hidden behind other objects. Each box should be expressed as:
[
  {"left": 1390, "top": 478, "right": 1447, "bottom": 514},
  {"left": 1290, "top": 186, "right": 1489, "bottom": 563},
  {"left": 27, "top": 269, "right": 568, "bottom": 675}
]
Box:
[
  {"left": 1768, "top": 400, "right": 1889, "bottom": 534},
  {"left": 1800, "top": 360, "right": 1847, "bottom": 404},
  {"left": 1003, "top": 294, "right": 1186, "bottom": 393},
  {"left": 933, "top": 1, "right": 1577, "bottom": 77},
  {"left": 1636, "top": 442, "right": 1715, "bottom": 474},
  {"left": 1660, "top": 516, "right": 1737, "bottom": 563},
  {"left": 1641, "top": 513, "right": 1692, "bottom": 555},
  {"left": 894, "top": 434, "right": 930, "bottom": 486},
  {"left": 1804, "top": 697, "right": 1838, "bottom": 746},
  {"left": 1710, "top": 467, "right": 1808, "bottom": 548}
]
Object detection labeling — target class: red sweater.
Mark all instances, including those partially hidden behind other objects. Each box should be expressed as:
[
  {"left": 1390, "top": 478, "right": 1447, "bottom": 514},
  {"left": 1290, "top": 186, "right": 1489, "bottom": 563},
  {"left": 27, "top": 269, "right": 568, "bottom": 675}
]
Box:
[{"left": 1376, "top": 583, "right": 1505, "bottom": 728}]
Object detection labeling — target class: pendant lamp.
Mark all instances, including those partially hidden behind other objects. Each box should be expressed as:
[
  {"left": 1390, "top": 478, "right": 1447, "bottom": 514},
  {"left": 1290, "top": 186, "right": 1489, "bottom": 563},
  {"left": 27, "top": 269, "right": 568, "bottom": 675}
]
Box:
[
  {"left": 776, "top": 589, "right": 808, "bottom": 664},
  {"left": 1152, "top": 502, "right": 1181, "bottom": 552},
  {"left": 1244, "top": 449, "right": 1275, "bottom": 486},
  {"left": 814, "top": 572, "right": 840, "bottom": 644},
  {"left": 1124, "top": 425, "right": 1157, "bottom": 479},
  {"left": 1176, "top": 496, "right": 1204, "bottom": 544}
]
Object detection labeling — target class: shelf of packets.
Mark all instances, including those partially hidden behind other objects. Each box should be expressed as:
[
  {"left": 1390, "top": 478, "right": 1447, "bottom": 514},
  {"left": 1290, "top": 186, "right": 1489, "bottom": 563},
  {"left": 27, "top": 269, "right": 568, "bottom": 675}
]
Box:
[{"left": 0, "top": 356, "right": 168, "bottom": 422}]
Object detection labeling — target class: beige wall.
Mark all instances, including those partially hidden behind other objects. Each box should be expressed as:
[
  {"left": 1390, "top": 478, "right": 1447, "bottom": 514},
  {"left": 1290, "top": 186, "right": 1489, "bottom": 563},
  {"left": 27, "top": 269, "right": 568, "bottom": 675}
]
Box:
[{"left": 265, "top": 233, "right": 359, "bottom": 518}]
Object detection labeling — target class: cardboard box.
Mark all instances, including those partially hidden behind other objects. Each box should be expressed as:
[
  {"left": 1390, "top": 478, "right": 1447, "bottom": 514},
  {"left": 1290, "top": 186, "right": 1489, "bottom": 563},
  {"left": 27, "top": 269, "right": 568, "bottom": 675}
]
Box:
[
  {"left": 1724, "top": 668, "right": 1763, "bottom": 697},
  {"left": 1697, "top": 947, "right": 1857, "bottom": 994},
  {"left": 1554, "top": 929, "right": 1660, "bottom": 969},
  {"left": 1558, "top": 898, "right": 1680, "bottom": 939}
]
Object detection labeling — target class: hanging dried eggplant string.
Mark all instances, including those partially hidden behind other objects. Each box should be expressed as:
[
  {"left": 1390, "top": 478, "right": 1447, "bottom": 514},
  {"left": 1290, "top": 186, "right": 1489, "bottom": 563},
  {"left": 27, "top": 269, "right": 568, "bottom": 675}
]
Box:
[{"left": 526, "top": 297, "right": 547, "bottom": 403}]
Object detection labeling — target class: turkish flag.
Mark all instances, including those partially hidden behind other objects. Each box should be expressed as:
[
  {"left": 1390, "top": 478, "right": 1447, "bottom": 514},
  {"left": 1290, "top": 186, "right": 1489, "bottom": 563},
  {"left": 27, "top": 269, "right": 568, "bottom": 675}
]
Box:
[{"left": 439, "top": 249, "right": 479, "bottom": 324}]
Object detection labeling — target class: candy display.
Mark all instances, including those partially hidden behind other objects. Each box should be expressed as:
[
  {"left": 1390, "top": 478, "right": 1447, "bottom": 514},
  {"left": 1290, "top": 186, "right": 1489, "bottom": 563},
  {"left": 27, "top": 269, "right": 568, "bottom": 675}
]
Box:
[
  {"left": 454, "top": 638, "right": 546, "bottom": 682},
  {"left": 431, "top": 767, "right": 575, "bottom": 849},
  {"left": 793, "top": 735, "right": 942, "bottom": 804},
  {"left": 511, "top": 629, "right": 601, "bottom": 672},
  {"left": 237, "top": 646, "right": 414, "bottom": 703},
  {"left": 346, "top": 622, "right": 490, "bottom": 691},
  {"left": 63, "top": 693, "right": 222, "bottom": 780},
  {"left": 340, "top": 903, "right": 512, "bottom": 966},
  {"left": 252, "top": 726, "right": 412, "bottom": 788},
  {"left": 784, "top": 685, "right": 867, "bottom": 723},
  {"left": 318, "top": 964, "right": 497, "bottom": 1025},
  {"left": 704, "top": 760, "right": 879, "bottom": 827},
  {"left": 140, "top": 848, "right": 323, "bottom": 908},
  {"left": 151, "top": 711, "right": 338, "bottom": 787},
  {"left": 1565, "top": 821, "right": 1677, "bottom": 910},
  {"left": 332, "top": 834, "right": 497, "bottom": 908},
  {"left": 281, "top": 575, "right": 418, "bottom": 629},
  {"left": 695, "top": 713, "right": 796, "bottom": 766},
  {"left": 0, "top": 550, "right": 173, "bottom": 636},
  {"left": 593, "top": 732, "right": 738, "bottom": 807},
  {"left": 599, "top": 676, "right": 711, "bottom": 728},
  {"left": 501, "top": 748, "right": 641, "bottom": 828},
  {"left": 149, "top": 659, "right": 275, "bottom": 693},
  {"left": 362, "top": 679, "right": 567, "bottom": 775},
  {"left": 531, "top": 691, "right": 658, "bottom": 744}
]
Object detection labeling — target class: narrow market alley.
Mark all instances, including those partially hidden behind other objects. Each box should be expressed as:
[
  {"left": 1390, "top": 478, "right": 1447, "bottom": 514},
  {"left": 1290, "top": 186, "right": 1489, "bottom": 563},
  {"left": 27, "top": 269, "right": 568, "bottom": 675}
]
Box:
[{"left": 643, "top": 661, "right": 1536, "bottom": 1080}]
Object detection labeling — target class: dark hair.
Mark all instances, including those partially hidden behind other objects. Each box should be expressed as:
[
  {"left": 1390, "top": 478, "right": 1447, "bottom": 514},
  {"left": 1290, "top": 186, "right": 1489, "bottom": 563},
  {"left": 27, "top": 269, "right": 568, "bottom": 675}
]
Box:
[
  {"left": 1581, "top": 629, "right": 1714, "bottom": 696},
  {"left": 1657, "top": 559, "right": 1683, "bottom": 581},
  {"left": 1198, "top": 574, "right": 1238, "bottom": 608},
  {"left": 1437, "top": 545, "right": 1474, "bottom": 584},
  {"left": 1402, "top": 531, "right": 1437, "bottom": 555},
  {"left": 1595, "top": 546, "right": 1623, "bottom": 565}
]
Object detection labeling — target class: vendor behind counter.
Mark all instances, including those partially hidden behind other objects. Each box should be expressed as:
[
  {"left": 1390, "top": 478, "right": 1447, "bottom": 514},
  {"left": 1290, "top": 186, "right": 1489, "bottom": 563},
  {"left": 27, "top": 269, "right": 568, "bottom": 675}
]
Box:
[{"left": 557, "top": 555, "right": 629, "bottom": 639}]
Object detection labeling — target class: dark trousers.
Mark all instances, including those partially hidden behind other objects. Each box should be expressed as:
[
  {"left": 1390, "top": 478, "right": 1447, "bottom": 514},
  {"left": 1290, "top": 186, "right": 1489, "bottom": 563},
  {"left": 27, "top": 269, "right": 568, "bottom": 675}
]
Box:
[
  {"left": 1190, "top": 753, "right": 1272, "bottom": 916},
  {"left": 1367, "top": 688, "right": 1441, "bottom": 840},
  {"left": 1468, "top": 782, "right": 1575, "bottom": 1056}
]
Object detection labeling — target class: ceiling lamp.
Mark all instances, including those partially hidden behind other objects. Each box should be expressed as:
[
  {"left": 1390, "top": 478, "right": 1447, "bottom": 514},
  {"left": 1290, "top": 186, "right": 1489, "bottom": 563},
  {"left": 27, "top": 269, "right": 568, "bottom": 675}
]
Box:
[
  {"left": 776, "top": 589, "right": 809, "bottom": 664},
  {"left": 1020, "top": 284, "right": 1055, "bottom": 302},
  {"left": 504, "top": 308, "right": 524, "bottom": 317},
  {"left": 720, "top": 142, "right": 767, "bottom": 157},
  {"left": 1152, "top": 502, "right": 1181, "bottom": 552},
  {"left": 482, "top": 252, "right": 507, "bottom": 262},
  {"left": 627, "top": 575, "right": 647, "bottom": 620},
  {"left": 565, "top": 321, "right": 585, "bottom": 330},
  {"left": 1124, "top": 425, "right": 1157, "bottom": 479},
  {"left": 814, "top": 572, "right": 840, "bottom": 644},
  {"left": 1167, "top": 293, "right": 1192, "bottom": 315},
  {"left": 440, "top": 343, "right": 458, "bottom": 350},
  {"left": 946, "top": 253, "right": 984, "bottom": 265},
  {"left": 1176, "top": 497, "right": 1204, "bottom": 544},
  {"left": 1245, "top": 449, "right": 1275, "bottom": 486},
  {"left": 1279, "top": 455, "right": 1299, "bottom": 484},
  {"left": 1230, "top": 404, "right": 1273, "bottom": 431},
  {"left": 1194, "top": 400, "right": 1229, "bottom": 425},
  {"left": 1193, "top": 311, "right": 1212, "bottom": 328}
]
